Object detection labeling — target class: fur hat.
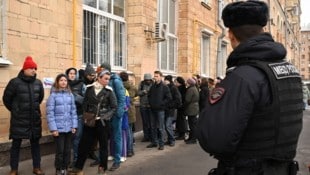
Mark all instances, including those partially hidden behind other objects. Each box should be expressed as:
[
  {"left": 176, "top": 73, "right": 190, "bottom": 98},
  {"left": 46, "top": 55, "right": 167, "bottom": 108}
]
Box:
[
  {"left": 222, "top": 0, "right": 269, "bottom": 28},
  {"left": 100, "top": 62, "right": 111, "bottom": 72},
  {"left": 144, "top": 73, "right": 152, "bottom": 80},
  {"left": 22, "top": 56, "right": 37, "bottom": 70},
  {"left": 84, "top": 63, "right": 95, "bottom": 75}
]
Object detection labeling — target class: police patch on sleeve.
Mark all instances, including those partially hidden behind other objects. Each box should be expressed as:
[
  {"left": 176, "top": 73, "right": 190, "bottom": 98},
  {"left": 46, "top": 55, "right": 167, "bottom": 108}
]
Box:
[
  {"left": 209, "top": 87, "right": 225, "bottom": 104},
  {"left": 269, "top": 62, "right": 300, "bottom": 79}
]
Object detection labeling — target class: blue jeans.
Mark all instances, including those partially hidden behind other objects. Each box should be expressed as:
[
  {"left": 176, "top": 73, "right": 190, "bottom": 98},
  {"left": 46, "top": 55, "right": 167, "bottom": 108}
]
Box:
[
  {"left": 73, "top": 115, "right": 84, "bottom": 162},
  {"left": 54, "top": 132, "right": 72, "bottom": 170},
  {"left": 10, "top": 138, "right": 41, "bottom": 170},
  {"left": 127, "top": 123, "right": 134, "bottom": 154},
  {"left": 150, "top": 110, "right": 165, "bottom": 146},
  {"left": 165, "top": 116, "right": 175, "bottom": 143},
  {"left": 111, "top": 117, "right": 122, "bottom": 164},
  {"left": 140, "top": 107, "right": 152, "bottom": 140}
]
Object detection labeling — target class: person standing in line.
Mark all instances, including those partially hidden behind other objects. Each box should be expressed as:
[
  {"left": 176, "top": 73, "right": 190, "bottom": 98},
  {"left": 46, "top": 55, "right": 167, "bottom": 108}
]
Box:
[
  {"left": 69, "top": 69, "right": 117, "bottom": 175},
  {"left": 197, "top": 1, "right": 303, "bottom": 174},
  {"left": 65, "top": 68, "right": 85, "bottom": 167},
  {"left": 138, "top": 73, "right": 154, "bottom": 142},
  {"left": 146, "top": 71, "right": 172, "bottom": 150},
  {"left": 3, "top": 56, "right": 45, "bottom": 175},
  {"left": 302, "top": 82, "right": 310, "bottom": 110},
  {"left": 163, "top": 75, "right": 182, "bottom": 147},
  {"left": 174, "top": 76, "right": 188, "bottom": 140},
  {"left": 199, "top": 77, "right": 210, "bottom": 112},
  {"left": 46, "top": 74, "right": 78, "bottom": 175},
  {"left": 119, "top": 71, "right": 138, "bottom": 157},
  {"left": 184, "top": 78, "right": 199, "bottom": 144},
  {"left": 100, "top": 63, "right": 125, "bottom": 171}
]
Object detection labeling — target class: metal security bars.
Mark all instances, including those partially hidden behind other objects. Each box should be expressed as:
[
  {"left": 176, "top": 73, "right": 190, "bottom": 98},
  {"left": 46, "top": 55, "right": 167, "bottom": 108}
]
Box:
[{"left": 83, "top": 6, "right": 126, "bottom": 69}]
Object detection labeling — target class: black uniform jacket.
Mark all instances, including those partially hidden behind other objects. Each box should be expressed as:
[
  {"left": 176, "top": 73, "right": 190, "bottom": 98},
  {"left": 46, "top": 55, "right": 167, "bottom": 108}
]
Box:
[{"left": 197, "top": 33, "right": 294, "bottom": 158}]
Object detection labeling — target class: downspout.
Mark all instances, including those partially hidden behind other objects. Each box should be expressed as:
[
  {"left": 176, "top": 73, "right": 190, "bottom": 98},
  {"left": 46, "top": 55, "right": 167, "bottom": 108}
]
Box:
[
  {"left": 72, "top": 0, "right": 77, "bottom": 67},
  {"left": 216, "top": 0, "right": 225, "bottom": 76}
]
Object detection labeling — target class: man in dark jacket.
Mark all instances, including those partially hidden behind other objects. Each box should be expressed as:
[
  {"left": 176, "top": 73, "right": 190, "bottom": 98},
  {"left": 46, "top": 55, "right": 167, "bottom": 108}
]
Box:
[
  {"left": 137, "top": 73, "right": 154, "bottom": 142},
  {"left": 147, "top": 71, "right": 172, "bottom": 150},
  {"left": 197, "top": 1, "right": 303, "bottom": 175},
  {"left": 3, "top": 56, "right": 45, "bottom": 175},
  {"left": 164, "top": 75, "right": 182, "bottom": 147}
]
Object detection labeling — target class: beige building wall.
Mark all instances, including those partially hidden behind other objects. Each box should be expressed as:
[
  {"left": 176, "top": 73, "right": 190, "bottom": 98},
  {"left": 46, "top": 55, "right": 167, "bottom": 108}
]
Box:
[
  {"left": 0, "top": 0, "right": 83, "bottom": 142},
  {"left": 300, "top": 30, "right": 310, "bottom": 80},
  {"left": 126, "top": 0, "right": 158, "bottom": 83}
]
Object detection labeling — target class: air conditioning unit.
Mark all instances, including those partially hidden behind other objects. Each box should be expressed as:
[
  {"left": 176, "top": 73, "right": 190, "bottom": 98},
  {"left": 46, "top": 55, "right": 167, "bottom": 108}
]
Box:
[{"left": 154, "top": 22, "right": 168, "bottom": 42}]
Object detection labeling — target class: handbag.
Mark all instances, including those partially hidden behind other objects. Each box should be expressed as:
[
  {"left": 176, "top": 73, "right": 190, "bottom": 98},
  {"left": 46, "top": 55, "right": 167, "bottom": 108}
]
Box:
[
  {"left": 83, "top": 97, "right": 104, "bottom": 127},
  {"left": 83, "top": 112, "right": 96, "bottom": 127}
]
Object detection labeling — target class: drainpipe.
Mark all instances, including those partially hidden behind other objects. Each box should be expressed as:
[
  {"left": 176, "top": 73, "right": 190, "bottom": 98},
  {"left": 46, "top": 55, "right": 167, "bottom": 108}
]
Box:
[
  {"left": 216, "top": 0, "right": 225, "bottom": 77},
  {"left": 72, "top": 0, "right": 77, "bottom": 67}
]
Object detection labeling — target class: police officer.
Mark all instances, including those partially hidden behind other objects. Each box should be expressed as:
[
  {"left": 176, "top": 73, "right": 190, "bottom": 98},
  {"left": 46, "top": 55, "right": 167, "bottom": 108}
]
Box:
[{"left": 196, "top": 1, "right": 303, "bottom": 175}]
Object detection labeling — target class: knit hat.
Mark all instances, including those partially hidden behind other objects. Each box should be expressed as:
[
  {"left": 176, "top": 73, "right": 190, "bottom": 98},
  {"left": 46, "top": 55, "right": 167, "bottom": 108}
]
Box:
[
  {"left": 100, "top": 62, "right": 111, "bottom": 72},
  {"left": 164, "top": 75, "right": 173, "bottom": 83},
  {"left": 186, "top": 78, "right": 196, "bottom": 85},
  {"left": 84, "top": 63, "right": 95, "bottom": 75},
  {"left": 175, "top": 76, "right": 185, "bottom": 85},
  {"left": 222, "top": 0, "right": 269, "bottom": 28},
  {"left": 22, "top": 56, "right": 37, "bottom": 70},
  {"left": 143, "top": 73, "right": 152, "bottom": 80}
]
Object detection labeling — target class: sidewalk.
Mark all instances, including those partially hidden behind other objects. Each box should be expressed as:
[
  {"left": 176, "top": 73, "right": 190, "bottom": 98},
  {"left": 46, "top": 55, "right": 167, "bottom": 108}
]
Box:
[{"left": 0, "top": 132, "right": 185, "bottom": 175}]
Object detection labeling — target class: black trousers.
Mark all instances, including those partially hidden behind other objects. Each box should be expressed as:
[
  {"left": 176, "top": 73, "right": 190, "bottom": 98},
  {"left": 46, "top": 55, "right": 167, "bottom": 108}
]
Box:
[
  {"left": 176, "top": 109, "right": 187, "bottom": 136},
  {"left": 75, "top": 120, "right": 110, "bottom": 171},
  {"left": 187, "top": 115, "right": 197, "bottom": 140},
  {"left": 54, "top": 132, "right": 72, "bottom": 170}
]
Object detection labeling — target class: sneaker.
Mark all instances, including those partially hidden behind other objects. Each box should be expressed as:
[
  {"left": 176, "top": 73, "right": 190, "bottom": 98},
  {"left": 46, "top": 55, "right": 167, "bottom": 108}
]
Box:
[
  {"left": 158, "top": 145, "right": 164, "bottom": 150},
  {"left": 108, "top": 156, "right": 114, "bottom": 161},
  {"left": 109, "top": 163, "right": 120, "bottom": 171},
  {"left": 120, "top": 157, "right": 126, "bottom": 162},
  {"left": 56, "top": 169, "right": 62, "bottom": 175},
  {"left": 146, "top": 143, "right": 158, "bottom": 148},
  {"left": 90, "top": 160, "right": 100, "bottom": 167},
  {"left": 169, "top": 142, "right": 175, "bottom": 147}
]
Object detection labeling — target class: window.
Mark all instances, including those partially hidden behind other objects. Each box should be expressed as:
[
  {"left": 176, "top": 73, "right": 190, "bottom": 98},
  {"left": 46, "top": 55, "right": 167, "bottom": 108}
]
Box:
[
  {"left": 83, "top": 0, "right": 126, "bottom": 69},
  {"left": 158, "top": 0, "right": 177, "bottom": 72},
  {"left": 217, "top": 42, "right": 227, "bottom": 76},
  {"left": 201, "top": 33, "right": 211, "bottom": 75}
]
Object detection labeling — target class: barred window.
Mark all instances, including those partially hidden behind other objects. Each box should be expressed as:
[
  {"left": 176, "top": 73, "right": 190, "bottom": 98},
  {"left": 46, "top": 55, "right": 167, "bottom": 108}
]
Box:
[{"left": 83, "top": 0, "right": 126, "bottom": 69}]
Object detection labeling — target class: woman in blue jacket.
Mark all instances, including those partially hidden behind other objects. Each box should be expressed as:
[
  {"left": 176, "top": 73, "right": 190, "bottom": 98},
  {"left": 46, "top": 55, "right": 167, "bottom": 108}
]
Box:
[{"left": 46, "top": 74, "right": 78, "bottom": 175}]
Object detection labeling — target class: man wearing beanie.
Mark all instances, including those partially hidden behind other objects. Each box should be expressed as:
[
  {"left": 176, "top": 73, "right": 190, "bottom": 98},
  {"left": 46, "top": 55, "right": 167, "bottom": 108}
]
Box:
[
  {"left": 138, "top": 73, "right": 154, "bottom": 142},
  {"left": 197, "top": 1, "right": 303, "bottom": 175},
  {"left": 3, "top": 56, "right": 45, "bottom": 175}
]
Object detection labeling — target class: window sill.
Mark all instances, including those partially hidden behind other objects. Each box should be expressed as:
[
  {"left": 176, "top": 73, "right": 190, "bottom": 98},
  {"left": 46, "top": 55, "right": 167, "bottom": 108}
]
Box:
[
  {"left": 0, "top": 57, "right": 13, "bottom": 66},
  {"left": 201, "top": 2, "right": 211, "bottom": 10}
]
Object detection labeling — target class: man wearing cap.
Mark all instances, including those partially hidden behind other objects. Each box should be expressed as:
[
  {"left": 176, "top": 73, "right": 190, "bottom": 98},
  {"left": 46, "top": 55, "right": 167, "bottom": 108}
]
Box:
[
  {"left": 197, "top": 1, "right": 303, "bottom": 175},
  {"left": 137, "top": 73, "right": 154, "bottom": 142},
  {"left": 3, "top": 56, "right": 45, "bottom": 175}
]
